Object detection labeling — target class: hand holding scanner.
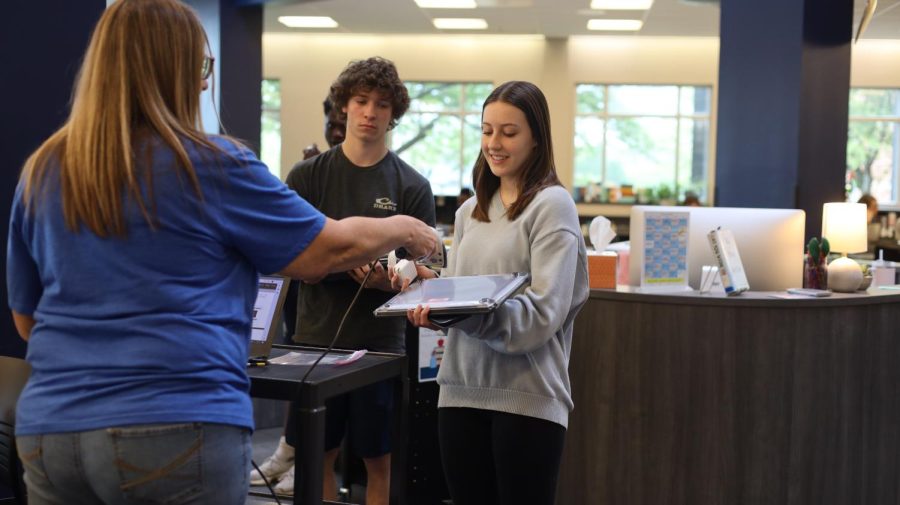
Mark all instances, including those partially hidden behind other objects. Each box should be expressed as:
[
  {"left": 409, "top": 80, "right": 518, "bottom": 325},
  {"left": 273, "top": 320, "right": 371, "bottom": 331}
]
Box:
[{"left": 396, "top": 227, "right": 446, "bottom": 269}]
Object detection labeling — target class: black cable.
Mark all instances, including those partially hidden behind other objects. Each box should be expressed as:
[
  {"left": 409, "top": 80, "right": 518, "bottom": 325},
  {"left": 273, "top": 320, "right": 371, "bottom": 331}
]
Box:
[
  {"left": 298, "top": 259, "right": 377, "bottom": 385},
  {"left": 250, "top": 458, "right": 283, "bottom": 505},
  {"left": 251, "top": 260, "right": 376, "bottom": 503}
]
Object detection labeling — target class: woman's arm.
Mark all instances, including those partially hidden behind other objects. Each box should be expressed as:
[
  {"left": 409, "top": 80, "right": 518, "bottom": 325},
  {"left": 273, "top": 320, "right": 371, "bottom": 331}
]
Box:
[
  {"left": 453, "top": 191, "right": 588, "bottom": 355},
  {"left": 12, "top": 311, "right": 35, "bottom": 341},
  {"left": 278, "top": 214, "right": 437, "bottom": 282},
  {"left": 457, "top": 229, "right": 585, "bottom": 354}
]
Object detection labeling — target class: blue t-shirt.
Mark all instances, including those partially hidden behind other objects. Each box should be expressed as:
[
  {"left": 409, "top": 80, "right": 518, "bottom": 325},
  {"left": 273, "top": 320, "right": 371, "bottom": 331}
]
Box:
[{"left": 7, "top": 136, "right": 325, "bottom": 435}]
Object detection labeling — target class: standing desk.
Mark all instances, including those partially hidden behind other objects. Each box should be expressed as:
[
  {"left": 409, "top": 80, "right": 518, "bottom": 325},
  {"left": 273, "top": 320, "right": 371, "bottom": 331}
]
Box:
[{"left": 248, "top": 345, "right": 408, "bottom": 505}]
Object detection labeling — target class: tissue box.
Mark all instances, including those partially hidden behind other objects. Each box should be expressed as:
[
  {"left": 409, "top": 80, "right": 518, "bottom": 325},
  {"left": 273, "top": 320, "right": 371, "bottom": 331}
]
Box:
[{"left": 587, "top": 251, "right": 617, "bottom": 289}]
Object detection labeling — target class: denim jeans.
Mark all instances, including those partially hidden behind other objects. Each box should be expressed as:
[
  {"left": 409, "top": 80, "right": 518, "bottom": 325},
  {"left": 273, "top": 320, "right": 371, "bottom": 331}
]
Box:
[{"left": 17, "top": 423, "right": 250, "bottom": 505}]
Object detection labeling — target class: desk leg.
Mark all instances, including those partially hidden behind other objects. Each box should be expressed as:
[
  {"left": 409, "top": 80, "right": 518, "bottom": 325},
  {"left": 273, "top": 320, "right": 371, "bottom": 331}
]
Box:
[
  {"left": 389, "top": 374, "right": 409, "bottom": 505},
  {"left": 295, "top": 403, "right": 326, "bottom": 505}
]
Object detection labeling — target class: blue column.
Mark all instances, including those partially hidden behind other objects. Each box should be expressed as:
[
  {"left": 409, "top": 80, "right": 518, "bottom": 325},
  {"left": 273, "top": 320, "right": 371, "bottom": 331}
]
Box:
[
  {"left": 187, "top": 0, "right": 263, "bottom": 152},
  {"left": 219, "top": 1, "right": 263, "bottom": 154},
  {"left": 715, "top": 0, "right": 853, "bottom": 239},
  {"left": 0, "top": 0, "right": 107, "bottom": 357},
  {"left": 0, "top": 1, "right": 262, "bottom": 356}
]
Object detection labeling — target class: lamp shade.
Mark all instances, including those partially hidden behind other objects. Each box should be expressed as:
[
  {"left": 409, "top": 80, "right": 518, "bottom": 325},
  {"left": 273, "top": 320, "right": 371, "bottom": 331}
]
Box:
[{"left": 821, "top": 202, "right": 867, "bottom": 254}]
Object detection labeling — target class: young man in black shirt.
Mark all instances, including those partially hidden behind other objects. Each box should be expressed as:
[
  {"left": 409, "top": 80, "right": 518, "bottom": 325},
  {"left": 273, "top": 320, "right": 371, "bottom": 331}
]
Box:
[{"left": 252, "top": 57, "right": 435, "bottom": 504}]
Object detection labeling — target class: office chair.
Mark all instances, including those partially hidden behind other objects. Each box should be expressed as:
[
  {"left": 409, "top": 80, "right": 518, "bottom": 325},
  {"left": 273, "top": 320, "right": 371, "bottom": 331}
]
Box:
[{"left": 0, "top": 356, "right": 31, "bottom": 505}]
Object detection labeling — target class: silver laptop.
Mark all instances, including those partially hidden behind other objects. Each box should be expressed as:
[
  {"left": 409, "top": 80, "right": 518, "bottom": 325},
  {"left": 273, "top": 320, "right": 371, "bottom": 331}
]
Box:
[
  {"left": 249, "top": 274, "right": 290, "bottom": 359},
  {"left": 373, "top": 273, "right": 530, "bottom": 317}
]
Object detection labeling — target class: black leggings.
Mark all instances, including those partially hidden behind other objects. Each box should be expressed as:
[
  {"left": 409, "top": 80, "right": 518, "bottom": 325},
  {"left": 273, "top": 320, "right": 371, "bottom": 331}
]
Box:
[{"left": 438, "top": 407, "right": 566, "bottom": 505}]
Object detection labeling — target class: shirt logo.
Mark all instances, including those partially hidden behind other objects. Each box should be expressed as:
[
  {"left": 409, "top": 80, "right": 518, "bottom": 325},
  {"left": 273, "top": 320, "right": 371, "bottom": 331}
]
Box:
[{"left": 373, "top": 197, "right": 397, "bottom": 212}]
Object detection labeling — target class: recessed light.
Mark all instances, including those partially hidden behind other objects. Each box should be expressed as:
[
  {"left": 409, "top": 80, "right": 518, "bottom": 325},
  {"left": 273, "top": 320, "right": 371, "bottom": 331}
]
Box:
[
  {"left": 590, "top": 0, "right": 654, "bottom": 10},
  {"left": 433, "top": 18, "right": 489, "bottom": 30},
  {"left": 277, "top": 16, "right": 339, "bottom": 29},
  {"left": 415, "top": 0, "right": 478, "bottom": 8},
  {"left": 587, "top": 19, "right": 643, "bottom": 31}
]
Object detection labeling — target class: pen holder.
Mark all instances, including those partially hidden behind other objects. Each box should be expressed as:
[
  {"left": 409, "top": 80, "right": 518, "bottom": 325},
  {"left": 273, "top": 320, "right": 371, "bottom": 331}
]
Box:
[
  {"left": 803, "top": 237, "right": 829, "bottom": 290},
  {"left": 803, "top": 262, "right": 828, "bottom": 290}
]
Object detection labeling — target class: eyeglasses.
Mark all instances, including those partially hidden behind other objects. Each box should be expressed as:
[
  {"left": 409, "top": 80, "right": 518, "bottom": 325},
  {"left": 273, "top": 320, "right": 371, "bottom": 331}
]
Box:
[{"left": 201, "top": 56, "right": 215, "bottom": 80}]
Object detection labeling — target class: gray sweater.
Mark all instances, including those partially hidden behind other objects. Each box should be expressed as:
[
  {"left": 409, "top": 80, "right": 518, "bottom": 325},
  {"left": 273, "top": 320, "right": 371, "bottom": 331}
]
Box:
[{"left": 437, "top": 185, "right": 589, "bottom": 428}]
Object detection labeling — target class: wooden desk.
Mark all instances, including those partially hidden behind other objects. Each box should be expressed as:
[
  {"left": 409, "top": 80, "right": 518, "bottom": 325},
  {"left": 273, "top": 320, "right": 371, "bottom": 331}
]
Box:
[
  {"left": 557, "top": 288, "right": 900, "bottom": 505},
  {"left": 248, "top": 345, "right": 408, "bottom": 505}
]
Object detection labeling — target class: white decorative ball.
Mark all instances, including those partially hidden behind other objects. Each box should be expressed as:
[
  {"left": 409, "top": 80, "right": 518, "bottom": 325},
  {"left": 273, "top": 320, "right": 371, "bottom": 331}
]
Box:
[{"left": 827, "top": 256, "right": 863, "bottom": 292}]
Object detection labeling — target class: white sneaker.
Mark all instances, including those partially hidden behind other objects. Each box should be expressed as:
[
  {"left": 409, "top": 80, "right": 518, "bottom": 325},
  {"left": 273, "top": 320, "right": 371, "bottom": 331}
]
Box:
[
  {"left": 273, "top": 464, "right": 294, "bottom": 496},
  {"left": 250, "top": 437, "right": 295, "bottom": 486}
]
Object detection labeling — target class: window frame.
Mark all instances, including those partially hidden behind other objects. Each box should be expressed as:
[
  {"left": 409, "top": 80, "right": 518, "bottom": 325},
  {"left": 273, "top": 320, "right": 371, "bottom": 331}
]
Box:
[
  {"left": 847, "top": 87, "right": 900, "bottom": 208},
  {"left": 260, "top": 78, "right": 282, "bottom": 178},
  {"left": 573, "top": 82, "right": 713, "bottom": 204}
]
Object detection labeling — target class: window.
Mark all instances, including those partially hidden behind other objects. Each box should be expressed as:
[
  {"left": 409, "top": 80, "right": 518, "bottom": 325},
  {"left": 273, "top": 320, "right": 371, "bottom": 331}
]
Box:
[
  {"left": 260, "top": 79, "right": 281, "bottom": 178},
  {"left": 391, "top": 82, "right": 493, "bottom": 196},
  {"left": 846, "top": 88, "right": 900, "bottom": 206},
  {"left": 573, "top": 84, "right": 712, "bottom": 205}
]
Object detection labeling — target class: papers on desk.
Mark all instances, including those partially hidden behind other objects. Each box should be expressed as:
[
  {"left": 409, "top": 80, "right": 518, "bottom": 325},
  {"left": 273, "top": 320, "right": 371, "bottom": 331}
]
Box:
[
  {"left": 768, "top": 293, "right": 821, "bottom": 300},
  {"left": 767, "top": 290, "right": 872, "bottom": 299},
  {"left": 269, "top": 349, "right": 367, "bottom": 366}
]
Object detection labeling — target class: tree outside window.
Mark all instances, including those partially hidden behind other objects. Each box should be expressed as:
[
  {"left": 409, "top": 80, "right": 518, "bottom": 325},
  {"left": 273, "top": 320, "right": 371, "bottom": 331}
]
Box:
[
  {"left": 391, "top": 82, "right": 493, "bottom": 196},
  {"left": 260, "top": 79, "right": 281, "bottom": 178},
  {"left": 846, "top": 89, "right": 899, "bottom": 206},
  {"left": 574, "top": 84, "right": 711, "bottom": 205}
]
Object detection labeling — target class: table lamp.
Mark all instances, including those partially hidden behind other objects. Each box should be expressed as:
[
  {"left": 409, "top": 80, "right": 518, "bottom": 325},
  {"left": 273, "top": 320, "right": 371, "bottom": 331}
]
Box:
[{"left": 822, "top": 202, "right": 867, "bottom": 292}]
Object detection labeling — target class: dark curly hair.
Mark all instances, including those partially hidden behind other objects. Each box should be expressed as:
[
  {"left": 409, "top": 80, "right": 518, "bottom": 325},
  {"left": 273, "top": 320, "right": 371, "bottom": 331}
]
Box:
[{"left": 329, "top": 56, "right": 410, "bottom": 129}]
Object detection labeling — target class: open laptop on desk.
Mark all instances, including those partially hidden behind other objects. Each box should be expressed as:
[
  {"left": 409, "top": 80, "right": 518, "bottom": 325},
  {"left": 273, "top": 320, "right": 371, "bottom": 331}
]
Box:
[{"left": 249, "top": 274, "right": 290, "bottom": 360}]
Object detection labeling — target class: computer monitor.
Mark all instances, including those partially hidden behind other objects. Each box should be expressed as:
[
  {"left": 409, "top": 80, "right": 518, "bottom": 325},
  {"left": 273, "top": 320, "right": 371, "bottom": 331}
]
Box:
[{"left": 628, "top": 206, "right": 806, "bottom": 291}]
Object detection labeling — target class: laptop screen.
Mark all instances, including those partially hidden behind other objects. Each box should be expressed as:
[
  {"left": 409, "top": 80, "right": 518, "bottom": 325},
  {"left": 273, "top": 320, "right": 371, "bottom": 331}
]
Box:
[{"left": 251, "top": 275, "right": 288, "bottom": 345}]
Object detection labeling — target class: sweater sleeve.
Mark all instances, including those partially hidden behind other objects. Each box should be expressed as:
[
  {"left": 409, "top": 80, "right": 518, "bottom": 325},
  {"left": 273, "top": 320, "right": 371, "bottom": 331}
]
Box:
[{"left": 454, "top": 190, "right": 586, "bottom": 355}]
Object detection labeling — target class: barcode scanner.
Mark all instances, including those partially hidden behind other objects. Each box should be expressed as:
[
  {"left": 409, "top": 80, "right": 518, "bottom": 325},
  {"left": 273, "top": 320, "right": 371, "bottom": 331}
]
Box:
[{"left": 396, "top": 227, "right": 447, "bottom": 268}]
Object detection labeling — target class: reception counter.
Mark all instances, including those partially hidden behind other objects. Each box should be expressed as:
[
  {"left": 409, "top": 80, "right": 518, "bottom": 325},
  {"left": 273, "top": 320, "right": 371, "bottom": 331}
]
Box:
[{"left": 557, "top": 288, "right": 900, "bottom": 505}]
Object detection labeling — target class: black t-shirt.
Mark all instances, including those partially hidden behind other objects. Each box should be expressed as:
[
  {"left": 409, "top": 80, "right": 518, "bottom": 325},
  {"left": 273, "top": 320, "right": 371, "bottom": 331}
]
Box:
[{"left": 285, "top": 145, "right": 435, "bottom": 353}]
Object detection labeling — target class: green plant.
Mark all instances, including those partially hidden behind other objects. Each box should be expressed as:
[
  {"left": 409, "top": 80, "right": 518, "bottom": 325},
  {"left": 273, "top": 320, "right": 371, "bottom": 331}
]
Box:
[
  {"left": 807, "top": 237, "right": 830, "bottom": 266},
  {"left": 638, "top": 187, "right": 656, "bottom": 204},
  {"left": 656, "top": 184, "right": 673, "bottom": 201}
]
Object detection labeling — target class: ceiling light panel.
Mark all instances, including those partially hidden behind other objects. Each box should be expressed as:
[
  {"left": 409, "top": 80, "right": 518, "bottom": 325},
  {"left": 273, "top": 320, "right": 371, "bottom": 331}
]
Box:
[
  {"left": 433, "top": 18, "right": 489, "bottom": 29},
  {"left": 587, "top": 19, "right": 644, "bottom": 31},
  {"left": 590, "top": 0, "right": 654, "bottom": 10},
  {"left": 415, "top": 0, "right": 478, "bottom": 8},
  {"left": 277, "top": 16, "right": 339, "bottom": 29}
]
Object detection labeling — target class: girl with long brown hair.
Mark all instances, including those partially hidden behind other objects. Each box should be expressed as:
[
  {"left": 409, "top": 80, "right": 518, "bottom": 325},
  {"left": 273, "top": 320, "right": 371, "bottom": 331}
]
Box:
[{"left": 407, "top": 81, "right": 590, "bottom": 505}]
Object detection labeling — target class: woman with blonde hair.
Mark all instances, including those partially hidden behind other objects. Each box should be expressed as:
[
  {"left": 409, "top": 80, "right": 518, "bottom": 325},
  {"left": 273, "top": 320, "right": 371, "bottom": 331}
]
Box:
[{"left": 7, "top": 1, "right": 435, "bottom": 503}]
